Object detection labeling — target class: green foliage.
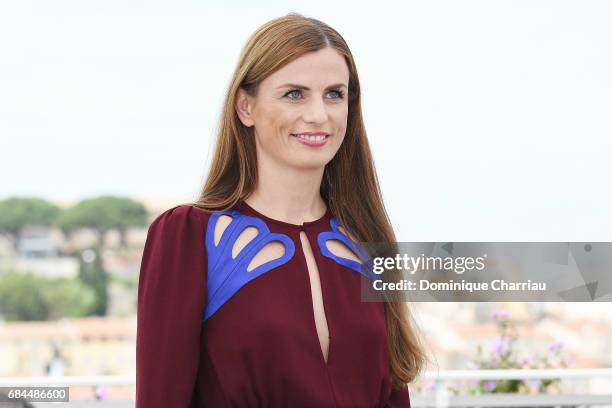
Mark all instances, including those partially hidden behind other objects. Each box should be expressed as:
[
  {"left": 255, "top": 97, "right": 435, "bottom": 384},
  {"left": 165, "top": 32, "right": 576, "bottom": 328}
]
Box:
[
  {"left": 0, "top": 270, "right": 47, "bottom": 320},
  {"left": 77, "top": 248, "right": 109, "bottom": 316},
  {"left": 0, "top": 195, "right": 147, "bottom": 320},
  {"left": 0, "top": 248, "right": 112, "bottom": 321},
  {"left": 0, "top": 197, "right": 61, "bottom": 235},
  {"left": 0, "top": 270, "right": 96, "bottom": 321},
  {"left": 57, "top": 196, "right": 148, "bottom": 235},
  {"left": 111, "top": 274, "right": 138, "bottom": 289},
  {"left": 42, "top": 278, "right": 97, "bottom": 320}
]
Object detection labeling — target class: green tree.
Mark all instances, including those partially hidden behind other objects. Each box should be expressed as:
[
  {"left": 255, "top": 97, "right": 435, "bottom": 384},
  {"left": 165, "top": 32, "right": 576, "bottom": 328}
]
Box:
[
  {"left": 57, "top": 196, "right": 148, "bottom": 249},
  {"left": 0, "top": 271, "right": 48, "bottom": 320},
  {"left": 77, "top": 248, "right": 109, "bottom": 316},
  {"left": 42, "top": 278, "right": 96, "bottom": 320},
  {"left": 0, "top": 270, "right": 96, "bottom": 321},
  {"left": 0, "top": 197, "right": 60, "bottom": 249}
]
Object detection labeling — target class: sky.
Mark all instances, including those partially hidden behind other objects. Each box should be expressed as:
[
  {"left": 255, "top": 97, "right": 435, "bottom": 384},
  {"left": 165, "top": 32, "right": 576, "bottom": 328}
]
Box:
[{"left": 1, "top": 0, "right": 610, "bottom": 240}]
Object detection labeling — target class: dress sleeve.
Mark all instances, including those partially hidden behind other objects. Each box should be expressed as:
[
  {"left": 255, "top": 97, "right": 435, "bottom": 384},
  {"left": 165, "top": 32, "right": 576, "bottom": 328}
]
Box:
[
  {"left": 386, "top": 383, "right": 412, "bottom": 407},
  {"left": 136, "top": 205, "right": 208, "bottom": 407}
]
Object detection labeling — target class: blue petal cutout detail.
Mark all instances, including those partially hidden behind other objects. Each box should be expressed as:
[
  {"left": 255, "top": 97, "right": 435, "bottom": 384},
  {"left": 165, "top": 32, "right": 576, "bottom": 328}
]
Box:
[
  {"left": 203, "top": 209, "right": 295, "bottom": 321},
  {"left": 317, "top": 217, "right": 377, "bottom": 281}
]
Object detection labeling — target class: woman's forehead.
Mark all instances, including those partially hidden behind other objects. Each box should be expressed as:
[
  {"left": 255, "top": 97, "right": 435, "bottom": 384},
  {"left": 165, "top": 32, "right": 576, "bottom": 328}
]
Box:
[{"left": 264, "top": 49, "right": 349, "bottom": 89}]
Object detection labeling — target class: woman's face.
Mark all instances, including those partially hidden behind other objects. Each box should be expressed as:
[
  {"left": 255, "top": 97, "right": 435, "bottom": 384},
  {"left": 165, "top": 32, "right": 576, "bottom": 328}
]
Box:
[{"left": 236, "top": 47, "right": 349, "bottom": 170}]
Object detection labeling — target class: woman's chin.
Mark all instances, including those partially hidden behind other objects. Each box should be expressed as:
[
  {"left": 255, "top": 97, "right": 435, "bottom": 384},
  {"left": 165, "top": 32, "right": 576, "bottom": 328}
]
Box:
[{"left": 286, "top": 155, "right": 331, "bottom": 171}]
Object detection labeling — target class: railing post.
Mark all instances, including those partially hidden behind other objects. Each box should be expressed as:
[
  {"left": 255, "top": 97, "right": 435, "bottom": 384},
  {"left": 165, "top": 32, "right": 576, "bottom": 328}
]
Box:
[{"left": 435, "top": 378, "right": 450, "bottom": 408}]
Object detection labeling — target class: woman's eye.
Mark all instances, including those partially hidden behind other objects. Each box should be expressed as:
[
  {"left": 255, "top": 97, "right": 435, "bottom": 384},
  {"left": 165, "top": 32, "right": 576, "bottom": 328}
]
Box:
[
  {"left": 284, "top": 89, "right": 345, "bottom": 101},
  {"left": 327, "top": 90, "right": 345, "bottom": 99},
  {"left": 285, "top": 90, "right": 302, "bottom": 100}
]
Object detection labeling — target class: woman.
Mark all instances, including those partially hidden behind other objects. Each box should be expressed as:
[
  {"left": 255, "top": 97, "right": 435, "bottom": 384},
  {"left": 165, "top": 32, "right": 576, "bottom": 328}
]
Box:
[{"left": 136, "top": 13, "right": 426, "bottom": 407}]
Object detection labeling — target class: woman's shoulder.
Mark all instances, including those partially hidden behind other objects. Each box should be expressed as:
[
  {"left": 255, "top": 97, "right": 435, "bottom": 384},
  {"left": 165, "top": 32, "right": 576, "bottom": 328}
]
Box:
[
  {"left": 141, "top": 204, "right": 217, "bottom": 264},
  {"left": 149, "top": 203, "right": 215, "bottom": 231}
]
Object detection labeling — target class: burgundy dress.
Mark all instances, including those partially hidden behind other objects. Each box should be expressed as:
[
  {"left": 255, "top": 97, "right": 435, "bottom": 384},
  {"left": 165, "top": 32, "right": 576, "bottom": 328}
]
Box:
[{"left": 136, "top": 201, "right": 411, "bottom": 407}]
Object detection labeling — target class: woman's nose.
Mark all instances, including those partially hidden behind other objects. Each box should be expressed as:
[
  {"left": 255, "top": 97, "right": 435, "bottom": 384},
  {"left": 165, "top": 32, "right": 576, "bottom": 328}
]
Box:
[{"left": 302, "top": 98, "right": 328, "bottom": 123}]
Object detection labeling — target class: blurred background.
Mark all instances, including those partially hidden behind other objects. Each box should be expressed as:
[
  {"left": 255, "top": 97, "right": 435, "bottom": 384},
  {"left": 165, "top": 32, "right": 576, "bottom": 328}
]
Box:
[{"left": 1, "top": 0, "right": 611, "bottom": 405}]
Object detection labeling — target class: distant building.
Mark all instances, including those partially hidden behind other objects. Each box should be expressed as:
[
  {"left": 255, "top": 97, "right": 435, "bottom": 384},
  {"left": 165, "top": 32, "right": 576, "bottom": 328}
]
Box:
[{"left": 18, "top": 236, "right": 57, "bottom": 258}]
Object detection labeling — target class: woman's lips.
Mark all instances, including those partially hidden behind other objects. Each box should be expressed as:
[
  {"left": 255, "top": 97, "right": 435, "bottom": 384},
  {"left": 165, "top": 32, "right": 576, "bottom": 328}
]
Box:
[{"left": 291, "top": 133, "right": 329, "bottom": 147}]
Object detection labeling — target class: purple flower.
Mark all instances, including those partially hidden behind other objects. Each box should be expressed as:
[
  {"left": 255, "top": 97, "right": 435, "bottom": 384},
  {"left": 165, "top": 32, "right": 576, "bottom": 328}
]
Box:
[
  {"left": 95, "top": 385, "right": 109, "bottom": 401},
  {"left": 488, "top": 354, "right": 501, "bottom": 368},
  {"left": 483, "top": 380, "right": 497, "bottom": 392},
  {"left": 491, "top": 308, "right": 510, "bottom": 321},
  {"left": 519, "top": 355, "right": 533, "bottom": 366},
  {"left": 548, "top": 341, "right": 563, "bottom": 353},
  {"left": 490, "top": 335, "right": 510, "bottom": 357},
  {"left": 423, "top": 381, "right": 435, "bottom": 391}
]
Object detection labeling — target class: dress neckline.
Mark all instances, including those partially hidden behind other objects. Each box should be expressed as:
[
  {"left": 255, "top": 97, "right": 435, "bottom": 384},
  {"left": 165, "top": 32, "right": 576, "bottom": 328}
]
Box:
[{"left": 236, "top": 199, "right": 332, "bottom": 230}]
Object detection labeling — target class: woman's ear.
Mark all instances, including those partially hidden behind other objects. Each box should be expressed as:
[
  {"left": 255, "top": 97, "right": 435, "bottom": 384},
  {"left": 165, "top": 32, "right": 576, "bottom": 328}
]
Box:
[{"left": 235, "top": 88, "right": 255, "bottom": 127}]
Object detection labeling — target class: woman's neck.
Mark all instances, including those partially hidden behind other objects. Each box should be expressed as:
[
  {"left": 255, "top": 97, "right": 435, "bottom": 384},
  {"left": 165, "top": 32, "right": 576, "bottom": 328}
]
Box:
[{"left": 245, "top": 160, "right": 327, "bottom": 224}]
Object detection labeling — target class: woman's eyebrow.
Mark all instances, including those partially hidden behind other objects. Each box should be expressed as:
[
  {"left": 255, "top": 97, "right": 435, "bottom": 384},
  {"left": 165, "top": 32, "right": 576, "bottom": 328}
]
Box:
[{"left": 277, "top": 83, "right": 348, "bottom": 91}]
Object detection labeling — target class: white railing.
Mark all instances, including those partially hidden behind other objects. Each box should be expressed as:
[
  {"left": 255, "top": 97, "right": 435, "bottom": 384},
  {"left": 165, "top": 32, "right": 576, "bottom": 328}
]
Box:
[
  {"left": 415, "top": 368, "right": 612, "bottom": 407},
  {"left": 0, "top": 375, "right": 135, "bottom": 407},
  {"left": 2, "top": 369, "right": 612, "bottom": 407},
  {"left": 0, "top": 375, "right": 134, "bottom": 387}
]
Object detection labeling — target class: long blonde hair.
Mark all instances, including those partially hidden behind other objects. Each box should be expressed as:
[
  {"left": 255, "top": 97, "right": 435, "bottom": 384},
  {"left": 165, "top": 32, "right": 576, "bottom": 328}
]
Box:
[{"left": 193, "top": 13, "right": 427, "bottom": 389}]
